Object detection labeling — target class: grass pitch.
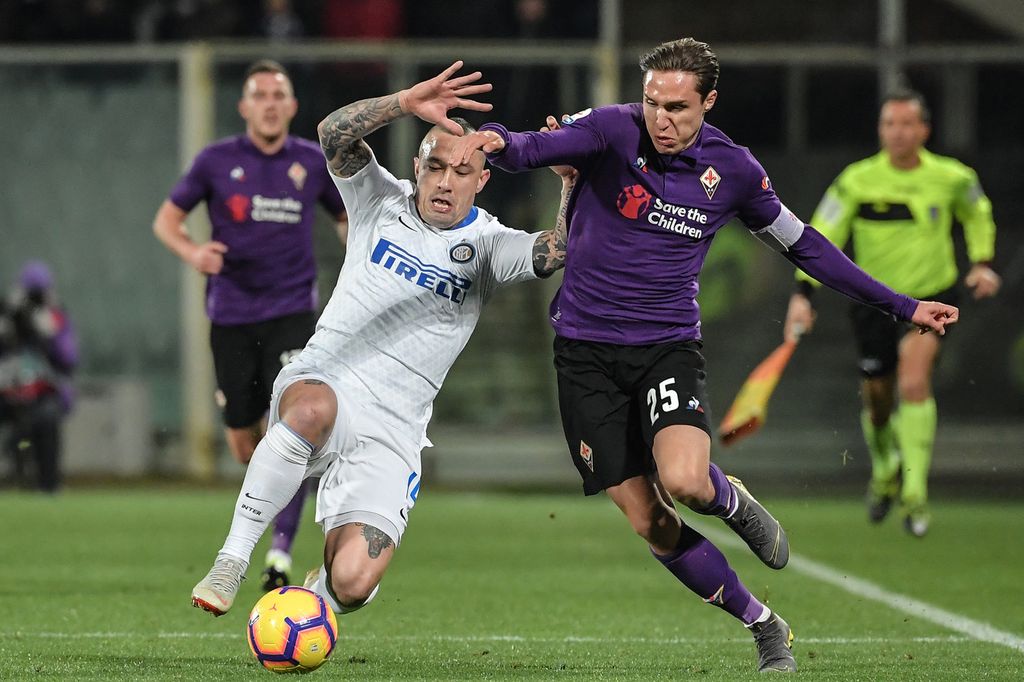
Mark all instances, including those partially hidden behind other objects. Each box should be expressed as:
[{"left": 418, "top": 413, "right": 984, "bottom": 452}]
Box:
[{"left": 0, "top": 487, "right": 1021, "bottom": 680}]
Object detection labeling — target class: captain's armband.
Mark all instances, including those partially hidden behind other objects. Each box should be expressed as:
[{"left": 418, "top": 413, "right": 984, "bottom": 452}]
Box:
[{"left": 752, "top": 205, "right": 805, "bottom": 252}]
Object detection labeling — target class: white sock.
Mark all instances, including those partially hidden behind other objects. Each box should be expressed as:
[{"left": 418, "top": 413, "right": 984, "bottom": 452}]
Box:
[
  {"left": 313, "top": 565, "right": 379, "bottom": 615},
  {"left": 219, "top": 423, "right": 313, "bottom": 563},
  {"left": 744, "top": 605, "right": 772, "bottom": 627}
]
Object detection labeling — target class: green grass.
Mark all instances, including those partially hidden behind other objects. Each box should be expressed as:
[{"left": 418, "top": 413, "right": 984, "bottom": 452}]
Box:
[{"left": 0, "top": 488, "right": 1021, "bottom": 680}]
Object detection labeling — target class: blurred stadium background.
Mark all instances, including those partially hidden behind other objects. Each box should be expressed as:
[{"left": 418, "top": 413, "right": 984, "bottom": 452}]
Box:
[{"left": 1, "top": 0, "right": 1022, "bottom": 494}]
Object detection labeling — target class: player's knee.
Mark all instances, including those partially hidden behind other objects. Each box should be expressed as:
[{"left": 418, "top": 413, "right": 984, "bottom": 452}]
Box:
[
  {"left": 899, "top": 379, "right": 930, "bottom": 402},
  {"left": 281, "top": 393, "right": 336, "bottom": 446},
  {"left": 660, "top": 470, "right": 711, "bottom": 506},
  {"left": 225, "top": 428, "right": 258, "bottom": 464}
]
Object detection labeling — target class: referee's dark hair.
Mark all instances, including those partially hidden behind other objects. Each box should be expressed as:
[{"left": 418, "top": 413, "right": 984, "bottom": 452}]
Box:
[{"left": 881, "top": 89, "right": 931, "bottom": 123}]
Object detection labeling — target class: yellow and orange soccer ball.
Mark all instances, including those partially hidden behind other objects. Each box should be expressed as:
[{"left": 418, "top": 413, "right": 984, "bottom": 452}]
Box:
[{"left": 247, "top": 586, "right": 338, "bottom": 674}]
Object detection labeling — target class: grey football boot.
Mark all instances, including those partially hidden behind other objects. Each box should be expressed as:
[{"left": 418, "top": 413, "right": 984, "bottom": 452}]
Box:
[
  {"left": 724, "top": 475, "right": 790, "bottom": 569},
  {"left": 750, "top": 610, "right": 797, "bottom": 673}
]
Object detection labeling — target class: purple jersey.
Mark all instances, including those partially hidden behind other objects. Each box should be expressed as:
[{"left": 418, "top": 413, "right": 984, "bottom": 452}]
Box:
[
  {"left": 169, "top": 135, "right": 346, "bottom": 325},
  {"left": 481, "top": 104, "right": 915, "bottom": 344}
]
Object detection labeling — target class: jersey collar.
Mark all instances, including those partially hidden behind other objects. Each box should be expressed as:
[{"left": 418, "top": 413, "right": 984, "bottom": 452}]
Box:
[
  {"left": 643, "top": 122, "right": 704, "bottom": 169},
  {"left": 449, "top": 206, "right": 479, "bottom": 230},
  {"left": 240, "top": 133, "right": 292, "bottom": 157}
]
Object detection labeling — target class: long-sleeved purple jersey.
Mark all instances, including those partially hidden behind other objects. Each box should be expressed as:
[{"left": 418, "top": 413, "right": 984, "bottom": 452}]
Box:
[
  {"left": 169, "top": 135, "right": 346, "bottom": 326},
  {"left": 481, "top": 104, "right": 916, "bottom": 345}
]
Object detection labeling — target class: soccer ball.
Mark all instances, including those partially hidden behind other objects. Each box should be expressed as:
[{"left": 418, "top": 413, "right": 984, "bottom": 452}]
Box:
[{"left": 247, "top": 586, "right": 338, "bottom": 673}]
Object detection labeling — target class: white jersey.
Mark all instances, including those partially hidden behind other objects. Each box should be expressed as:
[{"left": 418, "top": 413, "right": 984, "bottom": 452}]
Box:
[{"left": 297, "top": 151, "right": 538, "bottom": 449}]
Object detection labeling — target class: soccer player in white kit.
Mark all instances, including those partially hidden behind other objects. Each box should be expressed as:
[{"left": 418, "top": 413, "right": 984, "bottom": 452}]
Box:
[{"left": 191, "top": 61, "right": 575, "bottom": 616}]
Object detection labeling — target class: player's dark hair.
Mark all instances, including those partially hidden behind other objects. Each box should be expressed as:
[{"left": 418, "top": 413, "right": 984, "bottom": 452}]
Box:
[
  {"left": 881, "top": 89, "right": 931, "bottom": 123},
  {"left": 639, "top": 38, "right": 719, "bottom": 100},
  {"left": 243, "top": 59, "right": 291, "bottom": 87}
]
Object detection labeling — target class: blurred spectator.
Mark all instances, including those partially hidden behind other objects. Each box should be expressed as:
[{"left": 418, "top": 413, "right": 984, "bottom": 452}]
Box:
[
  {"left": 0, "top": 261, "right": 79, "bottom": 493},
  {"left": 318, "top": 0, "right": 405, "bottom": 106},
  {"left": 261, "top": 0, "right": 305, "bottom": 42},
  {"left": 321, "top": 0, "right": 403, "bottom": 40},
  {"left": 1, "top": 0, "right": 134, "bottom": 42},
  {"left": 136, "top": 0, "right": 247, "bottom": 42}
]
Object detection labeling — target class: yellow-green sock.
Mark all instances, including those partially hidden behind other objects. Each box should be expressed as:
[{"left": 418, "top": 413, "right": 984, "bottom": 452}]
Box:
[
  {"left": 861, "top": 409, "right": 899, "bottom": 494},
  {"left": 896, "top": 398, "right": 937, "bottom": 507}
]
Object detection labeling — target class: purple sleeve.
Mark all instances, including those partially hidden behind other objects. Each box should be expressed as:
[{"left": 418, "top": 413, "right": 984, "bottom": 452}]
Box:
[
  {"left": 735, "top": 150, "right": 784, "bottom": 230},
  {"left": 479, "top": 118, "right": 605, "bottom": 173},
  {"left": 167, "top": 149, "right": 211, "bottom": 212},
  {"left": 785, "top": 226, "right": 919, "bottom": 321}
]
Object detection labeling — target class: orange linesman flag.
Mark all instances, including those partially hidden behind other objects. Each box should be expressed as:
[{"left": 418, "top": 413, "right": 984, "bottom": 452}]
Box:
[{"left": 718, "top": 338, "right": 799, "bottom": 446}]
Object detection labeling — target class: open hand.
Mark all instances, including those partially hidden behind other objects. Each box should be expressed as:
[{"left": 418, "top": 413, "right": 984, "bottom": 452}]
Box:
[{"left": 398, "top": 60, "right": 492, "bottom": 135}]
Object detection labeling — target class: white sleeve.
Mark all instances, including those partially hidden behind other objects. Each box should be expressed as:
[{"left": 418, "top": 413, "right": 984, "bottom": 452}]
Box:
[
  {"left": 330, "top": 150, "right": 408, "bottom": 237},
  {"left": 479, "top": 222, "right": 538, "bottom": 297}
]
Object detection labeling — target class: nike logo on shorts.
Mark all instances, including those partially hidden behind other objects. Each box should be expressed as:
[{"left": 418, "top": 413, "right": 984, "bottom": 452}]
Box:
[{"left": 244, "top": 492, "right": 272, "bottom": 504}]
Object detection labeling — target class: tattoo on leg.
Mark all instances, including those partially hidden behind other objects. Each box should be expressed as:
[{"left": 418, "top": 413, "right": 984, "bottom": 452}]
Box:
[{"left": 359, "top": 524, "right": 394, "bottom": 559}]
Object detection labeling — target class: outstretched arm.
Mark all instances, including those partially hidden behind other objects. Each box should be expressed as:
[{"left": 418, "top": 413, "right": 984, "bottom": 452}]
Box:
[{"left": 317, "top": 60, "right": 493, "bottom": 178}]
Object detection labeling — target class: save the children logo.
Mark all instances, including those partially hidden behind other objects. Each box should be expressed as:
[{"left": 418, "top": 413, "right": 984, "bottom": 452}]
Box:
[
  {"left": 226, "top": 194, "right": 251, "bottom": 222},
  {"left": 615, "top": 185, "right": 708, "bottom": 239},
  {"left": 616, "top": 184, "right": 652, "bottom": 219}
]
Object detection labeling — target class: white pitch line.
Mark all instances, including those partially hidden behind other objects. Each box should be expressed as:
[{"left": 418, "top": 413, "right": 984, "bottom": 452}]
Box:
[{"left": 694, "top": 523, "right": 1024, "bottom": 654}]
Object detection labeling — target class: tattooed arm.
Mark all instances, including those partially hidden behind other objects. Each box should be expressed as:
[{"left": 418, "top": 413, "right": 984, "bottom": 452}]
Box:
[
  {"left": 317, "top": 94, "right": 401, "bottom": 178},
  {"left": 532, "top": 115, "right": 579, "bottom": 277},
  {"left": 317, "top": 60, "right": 493, "bottom": 179},
  {"left": 532, "top": 173, "right": 576, "bottom": 277}
]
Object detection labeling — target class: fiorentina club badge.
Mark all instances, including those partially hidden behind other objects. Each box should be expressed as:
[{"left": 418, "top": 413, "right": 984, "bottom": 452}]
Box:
[
  {"left": 287, "top": 161, "right": 307, "bottom": 190},
  {"left": 579, "top": 440, "right": 594, "bottom": 472},
  {"left": 700, "top": 166, "right": 721, "bottom": 200}
]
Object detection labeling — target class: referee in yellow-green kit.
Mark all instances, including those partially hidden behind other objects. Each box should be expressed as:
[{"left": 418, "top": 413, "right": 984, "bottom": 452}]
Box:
[{"left": 784, "top": 89, "right": 999, "bottom": 537}]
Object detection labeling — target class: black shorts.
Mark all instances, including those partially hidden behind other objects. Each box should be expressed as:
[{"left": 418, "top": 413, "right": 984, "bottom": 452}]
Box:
[
  {"left": 209, "top": 311, "right": 316, "bottom": 428},
  {"left": 849, "top": 286, "right": 959, "bottom": 378},
  {"left": 553, "top": 336, "right": 712, "bottom": 495}
]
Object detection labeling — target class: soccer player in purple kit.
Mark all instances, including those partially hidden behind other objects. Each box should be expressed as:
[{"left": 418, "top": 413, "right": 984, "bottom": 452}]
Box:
[
  {"left": 451, "top": 38, "right": 959, "bottom": 673},
  {"left": 153, "top": 59, "right": 347, "bottom": 591}
]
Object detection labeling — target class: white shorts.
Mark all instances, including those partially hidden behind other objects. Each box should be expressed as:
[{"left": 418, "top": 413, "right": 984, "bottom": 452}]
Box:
[{"left": 269, "top": 360, "right": 422, "bottom": 547}]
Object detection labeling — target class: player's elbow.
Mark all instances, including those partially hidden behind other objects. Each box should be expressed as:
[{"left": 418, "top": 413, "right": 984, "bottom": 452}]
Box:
[{"left": 153, "top": 201, "right": 184, "bottom": 242}]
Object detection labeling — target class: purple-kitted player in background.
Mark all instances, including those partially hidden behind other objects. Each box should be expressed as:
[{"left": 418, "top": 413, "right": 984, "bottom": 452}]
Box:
[
  {"left": 0, "top": 261, "right": 79, "bottom": 493},
  {"left": 451, "top": 38, "right": 959, "bottom": 673},
  {"left": 153, "top": 59, "right": 347, "bottom": 591}
]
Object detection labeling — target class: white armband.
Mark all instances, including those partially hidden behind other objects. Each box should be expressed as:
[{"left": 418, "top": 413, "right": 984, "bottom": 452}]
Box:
[{"left": 752, "top": 204, "right": 805, "bottom": 252}]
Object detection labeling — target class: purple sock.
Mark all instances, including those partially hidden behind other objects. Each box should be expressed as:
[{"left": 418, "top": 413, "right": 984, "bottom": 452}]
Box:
[
  {"left": 697, "top": 463, "right": 735, "bottom": 517},
  {"left": 270, "top": 478, "right": 309, "bottom": 554},
  {"left": 652, "top": 525, "right": 765, "bottom": 625}
]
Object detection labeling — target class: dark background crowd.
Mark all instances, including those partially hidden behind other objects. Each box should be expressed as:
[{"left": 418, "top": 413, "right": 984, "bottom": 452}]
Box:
[
  {"left": 0, "top": 0, "right": 598, "bottom": 43},
  {"left": 0, "top": 0, "right": 1014, "bottom": 45}
]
